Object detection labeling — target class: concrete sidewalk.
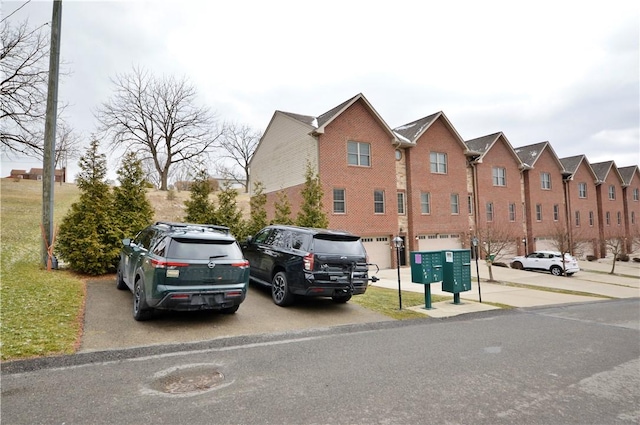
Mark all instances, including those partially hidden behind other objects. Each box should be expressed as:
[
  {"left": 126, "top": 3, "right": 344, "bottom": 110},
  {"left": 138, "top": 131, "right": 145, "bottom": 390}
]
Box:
[{"left": 370, "top": 258, "right": 640, "bottom": 318}]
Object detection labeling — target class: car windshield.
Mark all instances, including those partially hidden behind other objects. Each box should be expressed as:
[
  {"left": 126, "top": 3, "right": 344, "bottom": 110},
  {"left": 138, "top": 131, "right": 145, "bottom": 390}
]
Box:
[
  {"left": 312, "top": 236, "right": 365, "bottom": 256},
  {"left": 167, "top": 238, "right": 242, "bottom": 260}
]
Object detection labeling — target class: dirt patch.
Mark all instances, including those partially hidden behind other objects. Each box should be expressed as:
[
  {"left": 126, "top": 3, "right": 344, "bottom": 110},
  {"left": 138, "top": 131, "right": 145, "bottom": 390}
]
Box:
[{"left": 146, "top": 189, "right": 251, "bottom": 222}]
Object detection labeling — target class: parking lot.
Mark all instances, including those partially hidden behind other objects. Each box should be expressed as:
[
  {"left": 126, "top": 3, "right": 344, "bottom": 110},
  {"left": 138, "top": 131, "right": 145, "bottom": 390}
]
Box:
[{"left": 80, "top": 277, "right": 392, "bottom": 352}]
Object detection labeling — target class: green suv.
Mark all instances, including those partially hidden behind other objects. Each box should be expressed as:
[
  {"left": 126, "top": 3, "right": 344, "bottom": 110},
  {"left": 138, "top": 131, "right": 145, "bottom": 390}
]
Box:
[{"left": 116, "top": 221, "right": 250, "bottom": 321}]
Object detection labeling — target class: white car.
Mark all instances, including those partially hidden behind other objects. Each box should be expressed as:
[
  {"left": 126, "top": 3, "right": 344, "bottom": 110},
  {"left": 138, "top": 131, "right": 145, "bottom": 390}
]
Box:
[{"left": 510, "top": 251, "right": 579, "bottom": 276}]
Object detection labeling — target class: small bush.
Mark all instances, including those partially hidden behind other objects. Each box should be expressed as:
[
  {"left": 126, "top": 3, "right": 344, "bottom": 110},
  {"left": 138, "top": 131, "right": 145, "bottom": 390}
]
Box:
[
  {"left": 633, "top": 257, "right": 640, "bottom": 263},
  {"left": 616, "top": 254, "right": 630, "bottom": 262},
  {"left": 166, "top": 189, "right": 176, "bottom": 201},
  {"left": 586, "top": 255, "right": 597, "bottom": 262},
  {"left": 493, "top": 262, "right": 508, "bottom": 268}
]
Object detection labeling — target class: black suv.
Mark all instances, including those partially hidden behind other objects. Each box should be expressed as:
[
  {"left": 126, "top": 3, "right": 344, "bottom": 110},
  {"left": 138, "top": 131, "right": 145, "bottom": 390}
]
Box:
[
  {"left": 116, "top": 221, "right": 250, "bottom": 321},
  {"left": 241, "top": 225, "right": 372, "bottom": 306}
]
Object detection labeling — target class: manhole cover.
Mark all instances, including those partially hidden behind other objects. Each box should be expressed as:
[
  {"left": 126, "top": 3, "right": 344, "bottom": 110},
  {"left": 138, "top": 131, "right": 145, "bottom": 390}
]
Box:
[{"left": 148, "top": 364, "right": 225, "bottom": 395}]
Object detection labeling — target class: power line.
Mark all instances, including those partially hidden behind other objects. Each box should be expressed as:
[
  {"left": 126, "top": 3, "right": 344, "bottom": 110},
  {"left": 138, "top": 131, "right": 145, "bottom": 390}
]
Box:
[{"left": 0, "top": 0, "right": 33, "bottom": 24}]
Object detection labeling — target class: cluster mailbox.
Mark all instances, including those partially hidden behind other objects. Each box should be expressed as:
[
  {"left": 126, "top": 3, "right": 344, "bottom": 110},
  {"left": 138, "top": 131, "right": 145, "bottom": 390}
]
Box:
[{"left": 411, "top": 249, "right": 472, "bottom": 306}]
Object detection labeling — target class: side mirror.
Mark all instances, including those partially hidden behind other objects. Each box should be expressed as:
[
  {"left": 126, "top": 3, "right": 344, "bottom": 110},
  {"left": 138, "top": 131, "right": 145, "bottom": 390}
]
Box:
[
  {"left": 122, "top": 238, "right": 131, "bottom": 246},
  {"left": 246, "top": 236, "right": 253, "bottom": 244}
]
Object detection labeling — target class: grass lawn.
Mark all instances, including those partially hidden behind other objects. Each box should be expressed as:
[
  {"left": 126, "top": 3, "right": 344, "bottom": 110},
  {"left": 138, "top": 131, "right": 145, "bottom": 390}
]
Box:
[
  {"left": 1, "top": 179, "right": 85, "bottom": 361},
  {"left": 352, "top": 286, "right": 451, "bottom": 320}
]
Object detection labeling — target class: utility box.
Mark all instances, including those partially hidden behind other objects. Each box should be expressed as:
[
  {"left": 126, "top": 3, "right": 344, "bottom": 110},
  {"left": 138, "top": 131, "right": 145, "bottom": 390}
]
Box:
[
  {"left": 410, "top": 251, "right": 443, "bottom": 284},
  {"left": 442, "top": 249, "right": 472, "bottom": 294}
]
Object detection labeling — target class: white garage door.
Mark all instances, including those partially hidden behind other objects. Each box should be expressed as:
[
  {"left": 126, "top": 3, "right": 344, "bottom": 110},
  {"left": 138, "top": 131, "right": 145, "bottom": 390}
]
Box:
[
  {"left": 416, "top": 234, "right": 462, "bottom": 252},
  {"left": 534, "top": 237, "right": 556, "bottom": 252},
  {"left": 362, "top": 236, "right": 391, "bottom": 270}
]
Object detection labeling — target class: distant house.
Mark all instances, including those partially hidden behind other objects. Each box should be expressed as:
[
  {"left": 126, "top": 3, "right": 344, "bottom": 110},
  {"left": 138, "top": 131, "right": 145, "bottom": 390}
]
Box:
[{"left": 9, "top": 167, "right": 66, "bottom": 183}]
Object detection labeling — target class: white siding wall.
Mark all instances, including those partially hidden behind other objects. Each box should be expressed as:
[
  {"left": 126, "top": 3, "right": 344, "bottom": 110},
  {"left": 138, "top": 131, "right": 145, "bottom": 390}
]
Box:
[{"left": 250, "top": 112, "right": 319, "bottom": 195}]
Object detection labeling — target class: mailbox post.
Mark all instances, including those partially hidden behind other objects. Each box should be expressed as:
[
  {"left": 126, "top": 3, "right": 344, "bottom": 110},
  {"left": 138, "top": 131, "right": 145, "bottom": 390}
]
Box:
[
  {"left": 442, "top": 249, "right": 472, "bottom": 304},
  {"left": 410, "top": 251, "right": 443, "bottom": 309}
]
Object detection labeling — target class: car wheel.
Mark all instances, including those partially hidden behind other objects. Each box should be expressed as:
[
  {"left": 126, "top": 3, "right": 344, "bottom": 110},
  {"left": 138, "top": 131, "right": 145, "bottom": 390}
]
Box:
[
  {"left": 511, "top": 261, "right": 523, "bottom": 270},
  {"left": 116, "top": 265, "right": 127, "bottom": 290},
  {"left": 272, "top": 271, "right": 294, "bottom": 307},
  {"left": 332, "top": 294, "right": 352, "bottom": 304},
  {"left": 133, "top": 279, "right": 153, "bottom": 321},
  {"left": 221, "top": 305, "right": 239, "bottom": 314},
  {"left": 550, "top": 265, "right": 563, "bottom": 276}
]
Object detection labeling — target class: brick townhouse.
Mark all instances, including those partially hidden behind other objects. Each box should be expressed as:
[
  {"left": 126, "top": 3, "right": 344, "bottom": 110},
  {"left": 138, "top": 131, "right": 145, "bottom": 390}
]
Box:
[
  {"left": 592, "top": 161, "right": 630, "bottom": 257},
  {"left": 619, "top": 165, "right": 640, "bottom": 252},
  {"left": 249, "top": 92, "right": 640, "bottom": 268}
]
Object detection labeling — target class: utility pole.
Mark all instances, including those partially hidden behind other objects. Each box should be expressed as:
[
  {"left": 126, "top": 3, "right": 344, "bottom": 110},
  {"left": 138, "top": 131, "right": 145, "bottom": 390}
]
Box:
[{"left": 42, "top": 0, "right": 62, "bottom": 268}]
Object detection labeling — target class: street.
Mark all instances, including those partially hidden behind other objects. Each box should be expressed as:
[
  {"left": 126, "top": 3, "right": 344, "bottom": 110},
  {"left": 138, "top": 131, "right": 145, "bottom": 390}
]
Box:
[{"left": 2, "top": 298, "right": 639, "bottom": 425}]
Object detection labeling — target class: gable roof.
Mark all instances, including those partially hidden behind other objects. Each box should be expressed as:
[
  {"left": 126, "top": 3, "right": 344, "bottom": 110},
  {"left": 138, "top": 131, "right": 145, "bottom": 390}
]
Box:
[
  {"left": 514, "top": 141, "right": 566, "bottom": 172},
  {"left": 311, "top": 93, "right": 399, "bottom": 143},
  {"left": 618, "top": 165, "right": 639, "bottom": 186},
  {"left": 279, "top": 111, "right": 317, "bottom": 127},
  {"left": 559, "top": 155, "right": 597, "bottom": 182},
  {"left": 464, "top": 131, "right": 524, "bottom": 167},
  {"left": 591, "top": 161, "right": 624, "bottom": 185},
  {"left": 393, "top": 111, "right": 470, "bottom": 153}
]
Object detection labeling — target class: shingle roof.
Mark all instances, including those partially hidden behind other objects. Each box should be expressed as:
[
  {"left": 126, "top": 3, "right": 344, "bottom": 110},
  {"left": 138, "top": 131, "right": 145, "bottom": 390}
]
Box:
[
  {"left": 514, "top": 142, "right": 548, "bottom": 167},
  {"left": 316, "top": 94, "right": 360, "bottom": 129},
  {"left": 559, "top": 155, "right": 584, "bottom": 174},
  {"left": 617, "top": 165, "right": 639, "bottom": 186},
  {"left": 465, "top": 132, "right": 502, "bottom": 154},
  {"left": 279, "top": 111, "right": 317, "bottom": 127},
  {"left": 590, "top": 161, "right": 614, "bottom": 182},
  {"left": 392, "top": 112, "right": 440, "bottom": 143}
]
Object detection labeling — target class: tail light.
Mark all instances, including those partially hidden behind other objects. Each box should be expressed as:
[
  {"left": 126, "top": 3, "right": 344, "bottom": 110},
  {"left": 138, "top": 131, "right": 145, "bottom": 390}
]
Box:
[
  {"left": 231, "top": 260, "right": 249, "bottom": 268},
  {"left": 303, "top": 253, "right": 314, "bottom": 271},
  {"left": 150, "top": 259, "right": 189, "bottom": 268}
]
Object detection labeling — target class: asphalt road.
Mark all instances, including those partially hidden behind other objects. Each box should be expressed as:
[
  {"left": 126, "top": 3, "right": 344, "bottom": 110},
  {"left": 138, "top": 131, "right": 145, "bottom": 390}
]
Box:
[{"left": 2, "top": 298, "right": 638, "bottom": 424}]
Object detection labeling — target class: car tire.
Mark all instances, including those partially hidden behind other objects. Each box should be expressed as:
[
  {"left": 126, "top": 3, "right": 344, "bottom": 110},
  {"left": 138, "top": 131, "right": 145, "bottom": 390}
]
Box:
[
  {"left": 116, "top": 265, "right": 127, "bottom": 290},
  {"left": 221, "top": 305, "right": 239, "bottom": 314},
  {"left": 272, "top": 271, "right": 294, "bottom": 307},
  {"left": 133, "top": 279, "right": 153, "bottom": 321},
  {"left": 550, "top": 265, "right": 563, "bottom": 276},
  {"left": 332, "top": 294, "right": 352, "bottom": 304},
  {"left": 511, "top": 261, "right": 523, "bottom": 270}
]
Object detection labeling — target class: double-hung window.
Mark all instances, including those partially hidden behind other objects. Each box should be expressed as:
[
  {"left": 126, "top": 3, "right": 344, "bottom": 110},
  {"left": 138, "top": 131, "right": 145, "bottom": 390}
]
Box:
[
  {"left": 553, "top": 204, "right": 559, "bottom": 221},
  {"left": 575, "top": 211, "right": 581, "bottom": 226},
  {"left": 541, "top": 173, "right": 551, "bottom": 190},
  {"left": 486, "top": 202, "right": 494, "bottom": 222},
  {"left": 347, "top": 141, "right": 370, "bottom": 166},
  {"left": 374, "top": 190, "right": 385, "bottom": 214},
  {"left": 536, "top": 204, "right": 543, "bottom": 221},
  {"left": 508, "top": 203, "right": 516, "bottom": 222},
  {"left": 450, "top": 193, "right": 459, "bottom": 214},
  {"left": 333, "top": 188, "right": 345, "bottom": 214},
  {"left": 492, "top": 167, "right": 506, "bottom": 186},
  {"left": 634, "top": 188, "right": 639, "bottom": 201},
  {"left": 421, "top": 192, "right": 431, "bottom": 214},
  {"left": 430, "top": 152, "right": 447, "bottom": 174},
  {"left": 608, "top": 185, "right": 616, "bottom": 200},
  {"left": 578, "top": 183, "right": 587, "bottom": 198},
  {"left": 397, "top": 192, "right": 405, "bottom": 215}
]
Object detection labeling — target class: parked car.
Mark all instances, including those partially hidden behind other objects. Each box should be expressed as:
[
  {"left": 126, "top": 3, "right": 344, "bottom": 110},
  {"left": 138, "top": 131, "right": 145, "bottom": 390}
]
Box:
[
  {"left": 510, "top": 251, "right": 580, "bottom": 276},
  {"left": 116, "top": 221, "right": 250, "bottom": 321},
  {"left": 241, "top": 225, "right": 373, "bottom": 306}
]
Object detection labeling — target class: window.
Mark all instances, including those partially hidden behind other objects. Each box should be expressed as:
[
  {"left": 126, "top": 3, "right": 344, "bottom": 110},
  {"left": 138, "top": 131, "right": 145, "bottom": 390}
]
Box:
[
  {"left": 589, "top": 211, "right": 594, "bottom": 226},
  {"left": 347, "top": 141, "right": 370, "bottom": 166},
  {"left": 468, "top": 195, "right": 474, "bottom": 215},
  {"left": 606, "top": 211, "right": 610, "bottom": 225},
  {"left": 536, "top": 204, "right": 542, "bottom": 221},
  {"left": 632, "top": 211, "right": 636, "bottom": 225},
  {"left": 421, "top": 192, "right": 431, "bottom": 214},
  {"left": 486, "top": 202, "right": 494, "bottom": 222},
  {"left": 617, "top": 211, "right": 622, "bottom": 225},
  {"left": 553, "top": 204, "right": 559, "bottom": 221},
  {"left": 374, "top": 190, "right": 385, "bottom": 214},
  {"left": 492, "top": 167, "right": 506, "bottom": 186},
  {"left": 541, "top": 172, "right": 551, "bottom": 189},
  {"left": 634, "top": 188, "right": 639, "bottom": 201},
  {"left": 397, "top": 192, "right": 405, "bottom": 215},
  {"left": 333, "top": 188, "right": 345, "bottom": 214},
  {"left": 578, "top": 183, "right": 587, "bottom": 198},
  {"left": 575, "top": 211, "right": 581, "bottom": 227},
  {"left": 509, "top": 203, "right": 516, "bottom": 222},
  {"left": 608, "top": 185, "right": 615, "bottom": 200},
  {"left": 450, "top": 193, "right": 459, "bottom": 214},
  {"left": 430, "top": 152, "right": 447, "bottom": 174}
]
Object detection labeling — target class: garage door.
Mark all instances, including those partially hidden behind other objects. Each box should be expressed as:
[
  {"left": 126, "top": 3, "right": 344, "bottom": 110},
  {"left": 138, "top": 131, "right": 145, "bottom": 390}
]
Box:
[
  {"left": 416, "top": 233, "right": 462, "bottom": 252},
  {"left": 533, "top": 237, "right": 556, "bottom": 252},
  {"left": 362, "top": 236, "right": 391, "bottom": 270}
]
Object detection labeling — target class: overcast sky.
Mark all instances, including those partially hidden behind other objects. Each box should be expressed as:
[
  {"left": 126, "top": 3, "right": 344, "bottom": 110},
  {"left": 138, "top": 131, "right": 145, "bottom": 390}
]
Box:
[{"left": 2, "top": 0, "right": 639, "bottom": 181}]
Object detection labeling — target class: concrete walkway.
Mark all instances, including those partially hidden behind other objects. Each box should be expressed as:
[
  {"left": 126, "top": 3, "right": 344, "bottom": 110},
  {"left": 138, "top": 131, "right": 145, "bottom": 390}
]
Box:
[{"left": 370, "top": 258, "right": 640, "bottom": 318}]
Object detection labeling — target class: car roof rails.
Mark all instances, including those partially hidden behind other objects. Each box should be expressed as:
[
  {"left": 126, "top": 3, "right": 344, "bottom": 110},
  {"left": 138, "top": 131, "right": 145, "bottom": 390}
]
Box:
[{"left": 155, "top": 221, "right": 230, "bottom": 234}]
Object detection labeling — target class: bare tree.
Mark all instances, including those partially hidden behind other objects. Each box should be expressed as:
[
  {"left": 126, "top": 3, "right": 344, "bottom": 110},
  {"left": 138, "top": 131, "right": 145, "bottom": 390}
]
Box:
[
  {"left": 1, "top": 18, "right": 49, "bottom": 156},
  {"left": 603, "top": 227, "right": 627, "bottom": 274},
  {"left": 215, "top": 122, "right": 261, "bottom": 193},
  {"left": 547, "top": 221, "right": 589, "bottom": 273},
  {"left": 96, "top": 67, "right": 222, "bottom": 190},
  {"left": 475, "top": 220, "right": 519, "bottom": 281}
]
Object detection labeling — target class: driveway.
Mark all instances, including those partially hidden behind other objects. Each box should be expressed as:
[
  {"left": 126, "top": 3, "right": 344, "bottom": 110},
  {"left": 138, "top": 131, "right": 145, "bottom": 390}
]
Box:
[{"left": 80, "top": 278, "right": 392, "bottom": 352}]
